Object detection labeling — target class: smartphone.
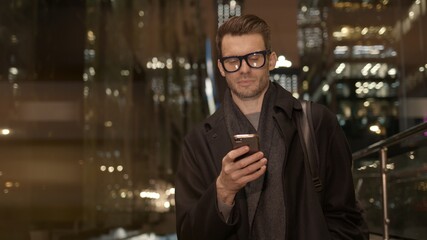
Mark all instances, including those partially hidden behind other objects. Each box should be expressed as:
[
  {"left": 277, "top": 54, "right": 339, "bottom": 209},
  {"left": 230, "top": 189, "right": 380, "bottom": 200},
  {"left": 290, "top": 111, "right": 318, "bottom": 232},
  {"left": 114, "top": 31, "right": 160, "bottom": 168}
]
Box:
[{"left": 233, "top": 134, "right": 260, "bottom": 160}]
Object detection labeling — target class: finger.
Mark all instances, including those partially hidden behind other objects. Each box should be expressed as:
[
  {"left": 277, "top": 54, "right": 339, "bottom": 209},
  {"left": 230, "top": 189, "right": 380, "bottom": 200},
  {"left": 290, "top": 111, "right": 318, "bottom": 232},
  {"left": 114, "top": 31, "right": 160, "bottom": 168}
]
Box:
[
  {"left": 224, "top": 146, "right": 250, "bottom": 163},
  {"left": 233, "top": 158, "right": 267, "bottom": 179},
  {"left": 233, "top": 151, "right": 264, "bottom": 169},
  {"left": 238, "top": 165, "right": 267, "bottom": 184}
]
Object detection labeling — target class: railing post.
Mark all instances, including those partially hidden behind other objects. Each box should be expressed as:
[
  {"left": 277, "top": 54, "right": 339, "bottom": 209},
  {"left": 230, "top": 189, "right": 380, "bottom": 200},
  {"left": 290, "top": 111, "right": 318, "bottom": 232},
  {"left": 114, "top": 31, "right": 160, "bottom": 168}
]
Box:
[{"left": 380, "top": 147, "right": 389, "bottom": 240}]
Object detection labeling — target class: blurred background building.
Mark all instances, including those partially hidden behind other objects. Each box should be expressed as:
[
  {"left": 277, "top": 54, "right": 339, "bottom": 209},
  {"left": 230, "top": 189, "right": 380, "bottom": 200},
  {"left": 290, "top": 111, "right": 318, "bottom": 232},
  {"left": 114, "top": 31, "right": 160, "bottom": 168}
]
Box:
[{"left": 0, "top": 0, "right": 426, "bottom": 239}]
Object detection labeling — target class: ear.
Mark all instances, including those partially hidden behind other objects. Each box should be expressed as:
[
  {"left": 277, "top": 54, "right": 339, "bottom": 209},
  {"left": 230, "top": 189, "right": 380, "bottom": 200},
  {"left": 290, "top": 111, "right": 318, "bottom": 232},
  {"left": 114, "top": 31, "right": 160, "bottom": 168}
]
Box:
[
  {"left": 268, "top": 51, "right": 278, "bottom": 71},
  {"left": 217, "top": 59, "right": 226, "bottom": 77}
]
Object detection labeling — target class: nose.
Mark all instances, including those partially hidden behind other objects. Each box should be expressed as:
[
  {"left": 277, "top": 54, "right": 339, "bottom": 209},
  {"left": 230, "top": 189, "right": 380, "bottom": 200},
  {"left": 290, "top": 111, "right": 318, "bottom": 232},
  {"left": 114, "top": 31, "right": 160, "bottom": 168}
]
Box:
[{"left": 239, "top": 59, "right": 251, "bottom": 73}]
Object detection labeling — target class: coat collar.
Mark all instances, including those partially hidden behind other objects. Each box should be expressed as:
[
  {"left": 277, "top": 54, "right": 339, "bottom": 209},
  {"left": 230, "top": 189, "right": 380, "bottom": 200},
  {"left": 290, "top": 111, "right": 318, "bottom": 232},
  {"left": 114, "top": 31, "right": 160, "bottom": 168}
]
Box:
[{"left": 271, "top": 81, "right": 302, "bottom": 119}]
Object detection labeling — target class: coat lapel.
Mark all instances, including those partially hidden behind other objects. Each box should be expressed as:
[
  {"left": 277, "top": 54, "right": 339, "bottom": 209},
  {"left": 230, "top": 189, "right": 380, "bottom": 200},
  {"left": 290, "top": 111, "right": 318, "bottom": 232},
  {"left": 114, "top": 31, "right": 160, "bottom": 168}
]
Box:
[
  {"left": 273, "top": 112, "right": 296, "bottom": 170},
  {"left": 272, "top": 83, "right": 301, "bottom": 169},
  {"left": 205, "top": 119, "right": 232, "bottom": 174}
]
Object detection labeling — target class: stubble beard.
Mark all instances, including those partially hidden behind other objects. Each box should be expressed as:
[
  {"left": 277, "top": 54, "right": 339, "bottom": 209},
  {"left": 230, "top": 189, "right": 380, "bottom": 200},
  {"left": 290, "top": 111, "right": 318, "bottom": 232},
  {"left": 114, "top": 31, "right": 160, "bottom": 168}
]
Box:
[{"left": 229, "top": 76, "right": 270, "bottom": 100}]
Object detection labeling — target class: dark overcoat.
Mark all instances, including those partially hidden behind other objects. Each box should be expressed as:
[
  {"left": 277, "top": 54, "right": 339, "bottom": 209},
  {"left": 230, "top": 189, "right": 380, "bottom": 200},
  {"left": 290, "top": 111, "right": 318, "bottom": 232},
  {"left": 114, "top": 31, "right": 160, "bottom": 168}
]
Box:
[{"left": 175, "top": 83, "right": 368, "bottom": 240}]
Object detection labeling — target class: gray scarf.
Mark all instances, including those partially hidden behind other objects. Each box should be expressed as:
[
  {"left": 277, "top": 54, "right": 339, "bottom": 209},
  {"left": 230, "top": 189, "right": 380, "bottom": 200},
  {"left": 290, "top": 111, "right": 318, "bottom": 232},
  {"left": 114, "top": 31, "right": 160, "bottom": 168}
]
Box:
[{"left": 223, "top": 83, "right": 286, "bottom": 239}]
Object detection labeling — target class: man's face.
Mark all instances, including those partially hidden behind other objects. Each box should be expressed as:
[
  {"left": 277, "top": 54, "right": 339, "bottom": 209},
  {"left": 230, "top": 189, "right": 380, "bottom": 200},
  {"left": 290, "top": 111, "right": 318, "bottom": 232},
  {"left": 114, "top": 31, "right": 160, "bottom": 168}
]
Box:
[{"left": 218, "top": 33, "right": 277, "bottom": 100}]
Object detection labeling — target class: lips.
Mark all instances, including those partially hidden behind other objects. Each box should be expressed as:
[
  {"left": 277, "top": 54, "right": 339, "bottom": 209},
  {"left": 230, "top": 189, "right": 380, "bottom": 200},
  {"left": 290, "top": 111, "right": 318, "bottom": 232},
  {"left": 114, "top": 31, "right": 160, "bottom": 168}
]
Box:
[{"left": 237, "top": 79, "right": 254, "bottom": 87}]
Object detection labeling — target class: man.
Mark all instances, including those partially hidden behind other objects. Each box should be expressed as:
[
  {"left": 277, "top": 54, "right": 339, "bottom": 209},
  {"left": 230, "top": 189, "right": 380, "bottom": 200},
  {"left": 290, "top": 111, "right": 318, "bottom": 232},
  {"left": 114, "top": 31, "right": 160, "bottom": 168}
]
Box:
[{"left": 175, "top": 14, "right": 368, "bottom": 239}]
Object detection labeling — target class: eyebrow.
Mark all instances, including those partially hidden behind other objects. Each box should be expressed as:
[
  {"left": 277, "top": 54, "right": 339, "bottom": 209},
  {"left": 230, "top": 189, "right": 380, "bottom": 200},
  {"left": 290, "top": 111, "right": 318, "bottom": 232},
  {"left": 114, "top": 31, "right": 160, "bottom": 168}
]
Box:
[{"left": 221, "top": 50, "right": 266, "bottom": 58}]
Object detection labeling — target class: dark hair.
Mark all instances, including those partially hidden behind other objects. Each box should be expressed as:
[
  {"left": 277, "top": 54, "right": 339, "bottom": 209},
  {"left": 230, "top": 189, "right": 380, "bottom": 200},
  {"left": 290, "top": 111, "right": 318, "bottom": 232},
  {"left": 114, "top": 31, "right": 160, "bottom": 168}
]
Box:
[{"left": 216, "top": 14, "right": 271, "bottom": 57}]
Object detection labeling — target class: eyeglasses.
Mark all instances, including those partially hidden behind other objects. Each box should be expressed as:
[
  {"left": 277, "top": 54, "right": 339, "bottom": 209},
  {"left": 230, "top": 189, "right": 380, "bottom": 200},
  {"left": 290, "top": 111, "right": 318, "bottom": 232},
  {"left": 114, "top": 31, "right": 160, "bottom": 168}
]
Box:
[{"left": 220, "top": 50, "right": 271, "bottom": 73}]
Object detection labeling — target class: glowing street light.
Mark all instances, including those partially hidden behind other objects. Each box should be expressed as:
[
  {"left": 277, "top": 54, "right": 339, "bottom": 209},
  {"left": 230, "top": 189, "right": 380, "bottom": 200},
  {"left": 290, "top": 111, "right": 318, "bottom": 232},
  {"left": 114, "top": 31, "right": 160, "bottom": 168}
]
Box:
[{"left": 1, "top": 129, "right": 11, "bottom": 136}]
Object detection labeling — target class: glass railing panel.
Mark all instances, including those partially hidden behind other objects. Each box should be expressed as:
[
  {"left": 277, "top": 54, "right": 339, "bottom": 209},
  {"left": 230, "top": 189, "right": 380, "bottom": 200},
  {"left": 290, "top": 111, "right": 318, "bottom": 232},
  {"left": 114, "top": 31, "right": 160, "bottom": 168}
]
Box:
[
  {"left": 353, "top": 156, "right": 383, "bottom": 235},
  {"left": 353, "top": 131, "right": 427, "bottom": 239},
  {"left": 386, "top": 143, "right": 427, "bottom": 239}
]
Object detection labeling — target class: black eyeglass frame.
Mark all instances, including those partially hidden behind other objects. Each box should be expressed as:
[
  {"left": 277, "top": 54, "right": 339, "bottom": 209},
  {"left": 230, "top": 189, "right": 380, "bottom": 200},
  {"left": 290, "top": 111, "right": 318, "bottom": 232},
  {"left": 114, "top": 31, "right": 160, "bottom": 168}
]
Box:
[{"left": 219, "top": 49, "right": 271, "bottom": 73}]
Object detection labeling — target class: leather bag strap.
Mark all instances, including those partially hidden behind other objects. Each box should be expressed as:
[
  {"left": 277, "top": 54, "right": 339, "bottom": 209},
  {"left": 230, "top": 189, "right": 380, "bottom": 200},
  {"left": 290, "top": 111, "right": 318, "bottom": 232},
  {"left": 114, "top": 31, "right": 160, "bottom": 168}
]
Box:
[{"left": 298, "top": 100, "right": 323, "bottom": 192}]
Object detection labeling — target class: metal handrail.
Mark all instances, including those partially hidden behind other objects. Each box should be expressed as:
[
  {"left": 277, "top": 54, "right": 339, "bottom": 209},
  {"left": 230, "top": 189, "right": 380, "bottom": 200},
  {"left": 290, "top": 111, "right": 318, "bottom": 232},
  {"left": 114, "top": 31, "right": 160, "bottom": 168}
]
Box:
[
  {"left": 353, "top": 122, "right": 427, "bottom": 160},
  {"left": 352, "top": 121, "right": 427, "bottom": 240}
]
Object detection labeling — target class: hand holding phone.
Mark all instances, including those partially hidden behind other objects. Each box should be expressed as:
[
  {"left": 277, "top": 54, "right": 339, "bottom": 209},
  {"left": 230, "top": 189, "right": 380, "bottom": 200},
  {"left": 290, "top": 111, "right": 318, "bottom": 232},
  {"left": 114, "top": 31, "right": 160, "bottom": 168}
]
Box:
[{"left": 217, "top": 133, "right": 266, "bottom": 204}]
